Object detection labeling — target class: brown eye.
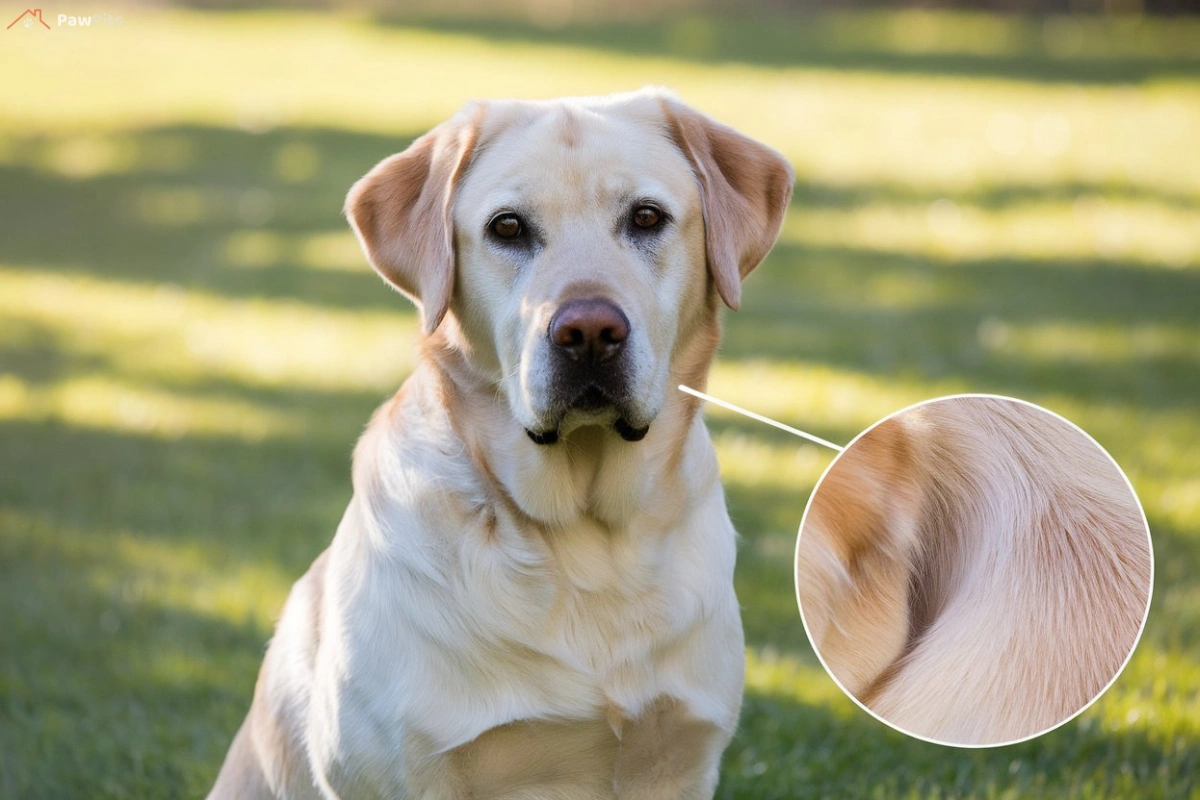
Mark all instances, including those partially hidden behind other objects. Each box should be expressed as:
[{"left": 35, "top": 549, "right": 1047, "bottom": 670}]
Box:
[
  {"left": 632, "top": 205, "right": 662, "bottom": 229},
  {"left": 490, "top": 213, "right": 523, "bottom": 239}
]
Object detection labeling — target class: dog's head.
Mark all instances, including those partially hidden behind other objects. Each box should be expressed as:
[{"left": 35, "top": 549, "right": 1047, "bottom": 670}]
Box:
[{"left": 346, "top": 89, "right": 792, "bottom": 444}]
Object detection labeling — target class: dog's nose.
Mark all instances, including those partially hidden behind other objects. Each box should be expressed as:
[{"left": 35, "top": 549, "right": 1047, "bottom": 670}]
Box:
[{"left": 549, "top": 299, "right": 630, "bottom": 364}]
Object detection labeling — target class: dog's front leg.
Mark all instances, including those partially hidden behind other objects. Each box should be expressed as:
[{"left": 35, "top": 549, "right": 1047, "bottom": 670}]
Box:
[
  {"left": 612, "top": 697, "right": 729, "bottom": 800},
  {"left": 309, "top": 715, "right": 470, "bottom": 800}
]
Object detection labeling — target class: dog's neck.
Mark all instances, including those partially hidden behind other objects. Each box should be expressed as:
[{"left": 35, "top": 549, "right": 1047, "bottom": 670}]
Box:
[{"left": 419, "top": 324, "right": 719, "bottom": 533}]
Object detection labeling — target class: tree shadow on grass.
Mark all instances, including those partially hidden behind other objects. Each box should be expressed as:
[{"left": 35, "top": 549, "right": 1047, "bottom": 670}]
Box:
[
  {"left": 0, "top": 125, "right": 419, "bottom": 314},
  {"left": 0, "top": 414, "right": 366, "bottom": 576},
  {"left": 793, "top": 178, "right": 1200, "bottom": 214},
  {"left": 384, "top": 12, "right": 1200, "bottom": 86}
]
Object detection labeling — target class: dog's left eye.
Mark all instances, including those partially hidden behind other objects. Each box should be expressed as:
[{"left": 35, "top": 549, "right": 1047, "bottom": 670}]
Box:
[
  {"left": 631, "top": 205, "right": 663, "bottom": 229},
  {"left": 489, "top": 213, "right": 524, "bottom": 240}
]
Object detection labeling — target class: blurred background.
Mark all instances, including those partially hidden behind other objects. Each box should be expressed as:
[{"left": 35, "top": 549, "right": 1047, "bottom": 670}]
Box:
[{"left": 1, "top": 1, "right": 1198, "bottom": 797}]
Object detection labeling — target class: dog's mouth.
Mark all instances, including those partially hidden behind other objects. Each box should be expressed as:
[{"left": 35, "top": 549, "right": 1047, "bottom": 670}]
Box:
[
  {"left": 570, "top": 385, "right": 611, "bottom": 412},
  {"left": 525, "top": 385, "right": 649, "bottom": 445}
]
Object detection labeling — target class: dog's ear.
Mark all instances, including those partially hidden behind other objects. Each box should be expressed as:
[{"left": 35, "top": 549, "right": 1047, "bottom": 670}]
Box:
[
  {"left": 345, "top": 107, "right": 482, "bottom": 334},
  {"left": 661, "top": 99, "right": 794, "bottom": 310}
]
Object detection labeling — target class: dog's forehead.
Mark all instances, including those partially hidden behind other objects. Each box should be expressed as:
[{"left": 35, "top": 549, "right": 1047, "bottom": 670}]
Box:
[{"left": 460, "top": 99, "right": 696, "bottom": 212}]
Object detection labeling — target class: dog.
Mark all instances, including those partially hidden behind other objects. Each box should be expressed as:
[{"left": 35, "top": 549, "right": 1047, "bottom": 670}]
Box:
[
  {"left": 796, "top": 396, "right": 1152, "bottom": 745},
  {"left": 208, "top": 89, "right": 794, "bottom": 798}
]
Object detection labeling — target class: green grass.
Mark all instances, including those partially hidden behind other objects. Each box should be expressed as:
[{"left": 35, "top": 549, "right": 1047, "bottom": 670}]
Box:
[{"left": 1, "top": 8, "right": 1199, "bottom": 799}]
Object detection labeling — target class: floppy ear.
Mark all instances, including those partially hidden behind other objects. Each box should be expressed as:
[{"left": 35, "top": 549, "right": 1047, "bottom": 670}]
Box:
[
  {"left": 345, "top": 108, "right": 481, "bottom": 334},
  {"left": 662, "top": 99, "right": 794, "bottom": 310}
]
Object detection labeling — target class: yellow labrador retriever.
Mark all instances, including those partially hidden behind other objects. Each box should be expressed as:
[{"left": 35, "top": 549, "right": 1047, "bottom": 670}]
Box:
[{"left": 209, "top": 89, "right": 793, "bottom": 798}]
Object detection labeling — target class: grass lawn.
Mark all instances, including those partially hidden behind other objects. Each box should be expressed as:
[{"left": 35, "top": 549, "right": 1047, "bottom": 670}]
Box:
[{"left": 1, "top": 8, "right": 1198, "bottom": 798}]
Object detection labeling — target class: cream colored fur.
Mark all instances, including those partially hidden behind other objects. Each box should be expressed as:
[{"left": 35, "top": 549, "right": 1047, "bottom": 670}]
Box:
[
  {"left": 797, "top": 396, "right": 1152, "bottom": 745},
  {"left": 208, "top": 89, "right": 794, "bottom": 798}
]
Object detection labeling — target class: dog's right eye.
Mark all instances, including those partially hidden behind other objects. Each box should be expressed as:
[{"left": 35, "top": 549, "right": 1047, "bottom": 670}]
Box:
[{"left": 489, "top": 213, "right": 524, "bottom": 240}]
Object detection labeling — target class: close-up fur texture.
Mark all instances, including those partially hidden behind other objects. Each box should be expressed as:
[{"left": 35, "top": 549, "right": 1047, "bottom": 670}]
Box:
[{"left": 796, "top": 396, "right": 1153, "bottom": 746}]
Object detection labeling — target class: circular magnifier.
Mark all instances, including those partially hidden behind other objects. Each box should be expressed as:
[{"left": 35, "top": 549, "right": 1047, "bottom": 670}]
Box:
[{"left": 794, "top": 395, "right": 1152, "bottom": 747}]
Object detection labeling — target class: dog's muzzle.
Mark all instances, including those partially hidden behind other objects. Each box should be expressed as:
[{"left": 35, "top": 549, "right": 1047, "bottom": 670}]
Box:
[{"left": 524, "top": 298, "right": 651, "bottom": 446}]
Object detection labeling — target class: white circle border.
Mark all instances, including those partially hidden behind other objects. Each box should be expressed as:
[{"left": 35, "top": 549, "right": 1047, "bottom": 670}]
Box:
[{"left": 791, "top": 392, "right": 1156, "bottom": 749}]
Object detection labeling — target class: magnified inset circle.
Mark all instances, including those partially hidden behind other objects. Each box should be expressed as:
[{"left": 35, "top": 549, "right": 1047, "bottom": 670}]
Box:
[{"left": 795, "top": 395, "right": 1152, "bottom": 747}]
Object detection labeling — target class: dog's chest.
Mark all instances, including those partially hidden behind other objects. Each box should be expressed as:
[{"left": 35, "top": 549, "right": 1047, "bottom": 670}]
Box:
[
  {"left": 423, "top": 520, "right": 703, "bottom": 795},
  {"left": 536, "top": 518, "right": 677, "bottom": 670},
  {"left": 443, "top": 511, "right": 699, "bottom": 722}
]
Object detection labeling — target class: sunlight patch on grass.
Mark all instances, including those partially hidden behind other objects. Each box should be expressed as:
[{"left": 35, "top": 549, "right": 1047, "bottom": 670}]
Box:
[
  {"left": 799, "top": 10, "right": 1200, "bottom": 60},
  {"left": 749, "top": 531, "right": 801, "bottom": 565},
  {"left": 132, "top": 185, "right": 227, "bottom": 228},
  {"left": 297, "top": 231, "right": 364, "bottom": 272},
  {"left": 2, "top": 511, "right": 294, "bottom": 633},
  {"left": 0, "top": 130, "right": 199, "bottom": 179},
  {"left": 99, "top": 534, "right": 293, "bottom": 633},
  {"left": 746, "top": 646, "right": 848, "bottom": 710},
  {"left": 143, "top": 648, "right": 260, "bottom": 696},
  {"left": 712, "top": 432, "right": 829, "bottom": 492},
  {"left": 1083, "top": 647, "right": 1200, "bottom": 747},
  {"left": 0, "top": 267, "right": 417, "bottom": 393},
  {"left": 222, "top": 230, "right": 289, "bottom": 268},
  {"left": 37, "top": 134, "right": 138, "bottom": 180},
  {"left": 783, "top": 197, "right": 1200, "bottom": 269},
  {"left": 1153, "top": 478, "right": 1200, "bottom": 533},
  {"left": 707, "top": 360, "right": 952, "bottom": 442},
  {"left": 222, "top": 230, "right": 365, "bottom": 273},
  {"left": 982, "top": 321, "right": 1199, "bottom": 363},
  {"left": 767, "top": 84, "right": 1200, "bottom": 200},
  {"left": 0, "top": 373, "right": 304, "bottom": 441}
]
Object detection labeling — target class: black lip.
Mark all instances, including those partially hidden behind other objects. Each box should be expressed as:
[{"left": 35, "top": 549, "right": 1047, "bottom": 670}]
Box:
[
  {"left": 526, "top": 421, "right": 648, "bottom": 445},
  {"left": 613, "top": 418, "right": 649, "bottom": 442},
  {"left": 526, "top": 428, "right": 559, "bottom": 445}
]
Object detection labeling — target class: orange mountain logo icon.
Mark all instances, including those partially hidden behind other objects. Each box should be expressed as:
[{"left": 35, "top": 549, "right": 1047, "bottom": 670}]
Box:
[{"left": 8, "top": 8, "right": 51, "bottom": 29}]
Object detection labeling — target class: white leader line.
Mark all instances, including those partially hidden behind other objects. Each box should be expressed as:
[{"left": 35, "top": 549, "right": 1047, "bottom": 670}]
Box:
[{"left": 678, "top": 385, "right": 845, "bottom": 453}]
